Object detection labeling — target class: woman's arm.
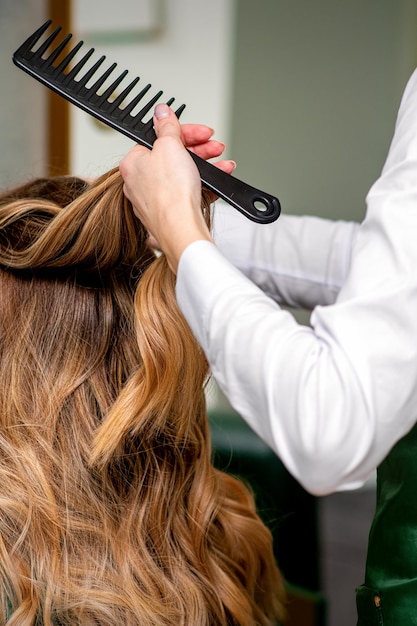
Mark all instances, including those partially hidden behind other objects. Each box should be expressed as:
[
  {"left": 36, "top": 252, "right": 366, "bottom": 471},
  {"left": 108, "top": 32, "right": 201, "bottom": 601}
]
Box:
[
  {"left": 121, "top": 70, "right": 417, "bottom": 495},
  {"left": 176, "top": 69, "right": 417, "bottom": 494},
  {"left": 213, "top": 204, "right": 359, "bottom": 309}
]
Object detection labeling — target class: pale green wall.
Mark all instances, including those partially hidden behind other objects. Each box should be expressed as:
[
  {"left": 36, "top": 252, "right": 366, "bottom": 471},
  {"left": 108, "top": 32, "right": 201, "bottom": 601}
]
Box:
[{"left": 230, "top": 0, "right": 417, "bottom": 222}]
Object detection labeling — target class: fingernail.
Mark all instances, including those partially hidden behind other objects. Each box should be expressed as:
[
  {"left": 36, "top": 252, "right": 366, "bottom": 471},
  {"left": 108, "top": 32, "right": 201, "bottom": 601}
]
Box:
[{"left": 154, "top": 103, "right": 170, "bottom": 120}]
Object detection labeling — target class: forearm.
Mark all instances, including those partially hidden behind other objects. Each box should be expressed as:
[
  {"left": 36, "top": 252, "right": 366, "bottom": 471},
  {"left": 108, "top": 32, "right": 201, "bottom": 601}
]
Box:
[
  {"left": 177, "top": 68, "right": 417, "bottom": 495},
  {"left": 176, "top": 237, "right": 417, "bottom": 495},
  {"left": 213, "top": 203, "right": 359, "bottom": 309}
]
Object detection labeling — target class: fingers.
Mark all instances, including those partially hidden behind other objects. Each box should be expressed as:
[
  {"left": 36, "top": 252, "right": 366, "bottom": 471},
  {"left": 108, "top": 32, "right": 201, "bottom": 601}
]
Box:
[
  {"left": 181, "top": 123, "right": 214, "bottom": 146},
  {"left": 188, "top": 139, "right": 226, "bottom": 161},
  {"left": 181, "top": 123, "right": 227, "bottom": 160},
  {"left": 119, "top": 143, "right": 148, "bottom": 202},
  {"left": 153, "top": 103, "right": 183, "bottom": 139},
  {"left": 213, "top": 159, "right": 236, "bottom": 176},
  {"left": 155, "top": 106, "right": 237, "bottom": 170},
  {"left": 120, "top": 104, "right": 237, "bottom": 203}
]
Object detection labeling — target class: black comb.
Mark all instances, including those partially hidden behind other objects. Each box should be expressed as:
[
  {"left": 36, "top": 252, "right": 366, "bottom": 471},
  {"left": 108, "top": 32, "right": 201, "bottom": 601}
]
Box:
[{"left": 12, "top": 20, "right": 281, "bottom": 224}]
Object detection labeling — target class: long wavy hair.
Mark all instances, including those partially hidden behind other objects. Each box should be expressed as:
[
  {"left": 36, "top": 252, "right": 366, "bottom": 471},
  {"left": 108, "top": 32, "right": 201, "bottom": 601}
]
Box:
[{"left": 0, "top": 169, "right": 285, "bottom": 625}]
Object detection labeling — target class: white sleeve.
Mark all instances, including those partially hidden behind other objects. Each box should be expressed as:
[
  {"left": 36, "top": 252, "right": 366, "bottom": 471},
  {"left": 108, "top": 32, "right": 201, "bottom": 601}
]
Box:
[
  {"left": 213, "top": 205, "right": 359, "bottom": 309},
  {"left": 176, "top": 68, "right": 417, "bottom": 496}
]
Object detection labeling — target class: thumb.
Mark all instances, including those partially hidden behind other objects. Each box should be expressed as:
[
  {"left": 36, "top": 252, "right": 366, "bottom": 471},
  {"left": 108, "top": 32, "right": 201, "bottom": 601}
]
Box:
[{"left": 153, "top": 103, "right": 182, "bottom": 140}]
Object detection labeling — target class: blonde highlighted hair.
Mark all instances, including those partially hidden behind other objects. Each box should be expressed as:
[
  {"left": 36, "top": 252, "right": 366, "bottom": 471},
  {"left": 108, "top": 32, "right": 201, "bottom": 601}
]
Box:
[{"left": 0, "top": 169, "right": 285, "bottom": 625}]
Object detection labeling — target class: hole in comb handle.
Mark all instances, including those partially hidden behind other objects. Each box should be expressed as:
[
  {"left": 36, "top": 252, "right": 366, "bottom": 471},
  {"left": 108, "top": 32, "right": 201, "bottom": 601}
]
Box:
[{"left": 254, "top": 199, "right": 269, "bottom": 213}]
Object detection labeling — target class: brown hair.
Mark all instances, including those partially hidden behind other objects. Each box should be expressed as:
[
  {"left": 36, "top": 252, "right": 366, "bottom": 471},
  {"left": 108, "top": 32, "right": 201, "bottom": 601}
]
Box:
[{"left": 0, "top": 169, "right": 285, "bottom": 625}]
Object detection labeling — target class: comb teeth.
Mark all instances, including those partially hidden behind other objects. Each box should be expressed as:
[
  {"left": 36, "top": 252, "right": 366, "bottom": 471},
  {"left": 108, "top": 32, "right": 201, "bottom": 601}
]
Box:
[
  {"left": 30, "top": 22, "right": 61, "bottom": 60},
  {"left": 54, "top": 40, "right": 84, "bottom": 76},
  {"left": 117, "top": 83, "right": 152, "bottom": 120},
  {"left": 13, "top": 20, "right": 282, "bottom": 225},
  {"left": 13, "top": 19, "right": 185, "bottom": 148},
  {"left": 107, "top": 76, "right": 140, "bottom": 113},
  {"left": 63, "top": 47, "right": 95, "bottom": 85}
]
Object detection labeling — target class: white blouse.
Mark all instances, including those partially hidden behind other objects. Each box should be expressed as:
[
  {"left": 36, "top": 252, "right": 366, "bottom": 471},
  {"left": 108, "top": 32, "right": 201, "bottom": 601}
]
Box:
[{"left": 176, "top": 69, "right": 417, "bottom": 495}]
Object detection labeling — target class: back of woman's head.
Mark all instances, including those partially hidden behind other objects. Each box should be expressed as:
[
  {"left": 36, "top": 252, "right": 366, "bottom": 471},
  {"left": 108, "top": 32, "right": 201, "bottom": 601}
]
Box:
[{"left": 0, "top": 170, "right": 285, "bottom": 626}]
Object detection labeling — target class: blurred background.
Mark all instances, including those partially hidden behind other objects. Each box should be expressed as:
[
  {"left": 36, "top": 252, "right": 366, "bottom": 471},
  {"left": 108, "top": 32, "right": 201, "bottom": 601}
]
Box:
[{"left": 1, "top": 1, "right": 417, "bottom": 624}]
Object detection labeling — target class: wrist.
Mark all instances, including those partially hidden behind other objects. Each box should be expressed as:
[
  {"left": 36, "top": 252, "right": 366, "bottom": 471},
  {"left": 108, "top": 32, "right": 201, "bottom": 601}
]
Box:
[{"left": 159, "top": 210, "right": 212, "bottom": 273}]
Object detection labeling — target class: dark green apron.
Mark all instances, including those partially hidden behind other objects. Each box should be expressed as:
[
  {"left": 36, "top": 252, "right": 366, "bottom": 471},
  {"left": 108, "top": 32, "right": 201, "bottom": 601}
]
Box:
[{"left": 356, "top": 423, "right": 417, "bottom": 624}]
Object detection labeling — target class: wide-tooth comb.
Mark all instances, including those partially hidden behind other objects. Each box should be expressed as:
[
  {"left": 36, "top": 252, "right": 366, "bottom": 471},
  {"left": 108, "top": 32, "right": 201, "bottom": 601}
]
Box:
[{"left": 13, "top": 20, "right": 281, "bottom": 224}]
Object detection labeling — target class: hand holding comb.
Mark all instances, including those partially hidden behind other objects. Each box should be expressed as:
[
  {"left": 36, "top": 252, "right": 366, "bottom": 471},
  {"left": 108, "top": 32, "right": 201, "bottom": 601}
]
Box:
[{"left": 13, "top": 20, "right": 281, "bottom": 224}]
